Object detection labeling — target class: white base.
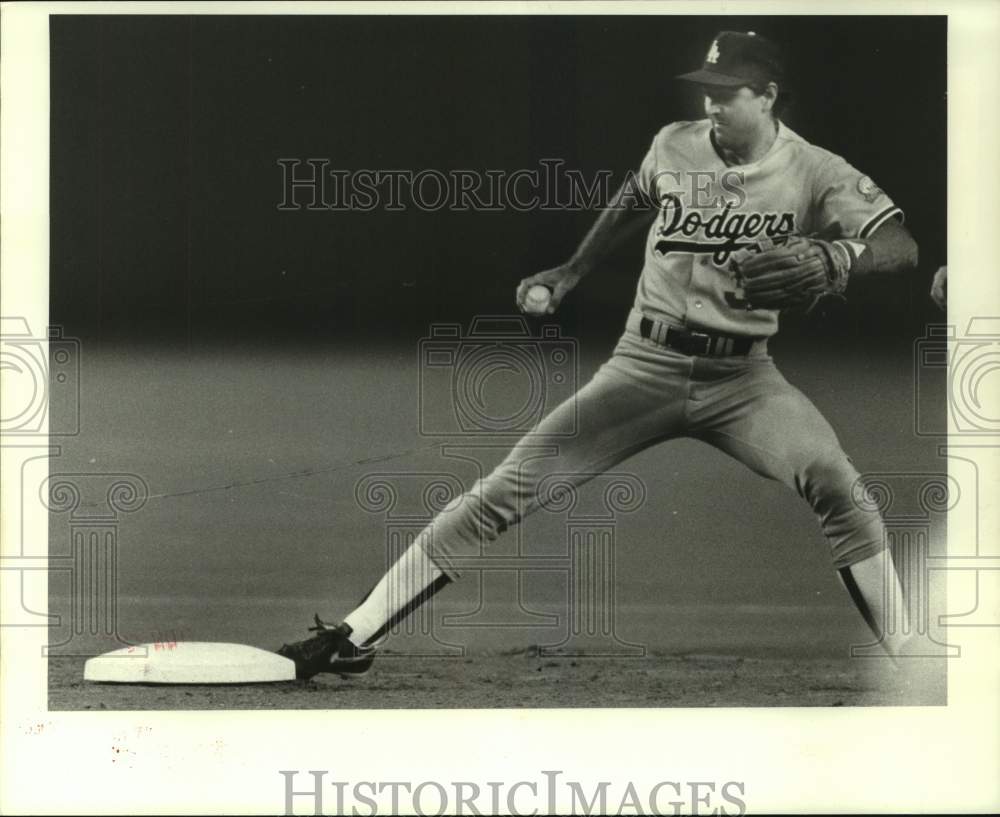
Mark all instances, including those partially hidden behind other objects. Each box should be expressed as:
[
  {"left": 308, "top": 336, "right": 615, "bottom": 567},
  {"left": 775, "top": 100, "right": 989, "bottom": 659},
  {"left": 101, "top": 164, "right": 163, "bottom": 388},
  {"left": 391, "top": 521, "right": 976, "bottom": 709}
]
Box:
[{"left": 83, "top": 642, "right": 297, "bottom": 684}]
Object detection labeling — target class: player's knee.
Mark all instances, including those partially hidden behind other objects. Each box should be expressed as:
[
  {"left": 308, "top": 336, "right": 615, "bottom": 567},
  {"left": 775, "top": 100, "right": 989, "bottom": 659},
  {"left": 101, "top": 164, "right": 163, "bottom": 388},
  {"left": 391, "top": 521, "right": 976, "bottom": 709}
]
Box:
[
  {"left": 798, "top": 453, "right": 865, "bottom": 528},
  {"left": 798, "top": 453, "right": 885, "bottom": 566},
  {"left": 439, "top": 476, "right": 522, "bottom": 543},
  {"left": 435, "top": 452, "right": 576, "bottom": 545},
  {"left": 797, "top": 451, "right": 858, "bottom": 509}
]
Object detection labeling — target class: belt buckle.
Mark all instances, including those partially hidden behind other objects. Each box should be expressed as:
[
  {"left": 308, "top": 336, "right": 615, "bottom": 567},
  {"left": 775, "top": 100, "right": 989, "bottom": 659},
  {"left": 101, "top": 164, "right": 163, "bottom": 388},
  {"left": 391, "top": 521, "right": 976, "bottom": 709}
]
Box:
[{"left": 687, "top": 331, "right": 711, "bottom": 356}]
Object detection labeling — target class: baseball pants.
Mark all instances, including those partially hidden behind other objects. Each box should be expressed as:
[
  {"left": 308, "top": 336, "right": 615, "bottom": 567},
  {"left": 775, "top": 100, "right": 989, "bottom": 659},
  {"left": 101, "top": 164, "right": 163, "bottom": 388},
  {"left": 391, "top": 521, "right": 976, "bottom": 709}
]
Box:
[{"left": 420, "top": 310, "right": 886, "bottom": 577}]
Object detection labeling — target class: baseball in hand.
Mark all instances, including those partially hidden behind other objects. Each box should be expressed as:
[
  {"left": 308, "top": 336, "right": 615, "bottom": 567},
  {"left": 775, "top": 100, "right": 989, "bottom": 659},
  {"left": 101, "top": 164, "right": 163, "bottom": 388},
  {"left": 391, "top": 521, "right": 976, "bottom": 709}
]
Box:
[{"left": 523, "top": 284, "right": 552, "bottom": 316}]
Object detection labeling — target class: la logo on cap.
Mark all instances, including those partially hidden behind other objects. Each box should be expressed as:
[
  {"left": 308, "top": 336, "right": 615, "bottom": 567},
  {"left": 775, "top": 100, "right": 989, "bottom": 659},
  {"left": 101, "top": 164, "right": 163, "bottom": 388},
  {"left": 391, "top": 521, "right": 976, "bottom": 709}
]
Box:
[{"left": 706, "top": 39, "right": 721, "bottom": 64}]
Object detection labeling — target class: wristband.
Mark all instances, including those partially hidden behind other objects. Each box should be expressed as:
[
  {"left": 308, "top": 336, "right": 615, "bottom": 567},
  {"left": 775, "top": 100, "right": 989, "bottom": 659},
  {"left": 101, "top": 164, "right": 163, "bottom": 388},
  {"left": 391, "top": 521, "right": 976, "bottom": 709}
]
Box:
[{"left": 813, "top": 238, "right": 863, "bottom": 295}]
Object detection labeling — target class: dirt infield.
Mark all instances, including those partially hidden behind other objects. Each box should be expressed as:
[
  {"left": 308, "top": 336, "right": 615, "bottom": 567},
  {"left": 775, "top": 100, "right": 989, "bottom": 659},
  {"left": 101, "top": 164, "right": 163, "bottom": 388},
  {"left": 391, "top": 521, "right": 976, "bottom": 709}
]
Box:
[
  {"left": 44, "top": 345, "right": 949, "bottom": 714},
  {"left": 50, "top": 651, "right": 944, "bottom": 710}
]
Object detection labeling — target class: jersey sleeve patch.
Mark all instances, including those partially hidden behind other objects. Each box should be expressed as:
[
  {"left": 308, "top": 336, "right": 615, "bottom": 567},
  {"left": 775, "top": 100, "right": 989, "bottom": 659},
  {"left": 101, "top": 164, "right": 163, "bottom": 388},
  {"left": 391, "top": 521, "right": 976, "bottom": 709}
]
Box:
[
  {"left": 856, "top": 175, "right": 883, "bottom": 203},
  {"left": 812, "top": 153, "right": 901, "bottom": 240}
]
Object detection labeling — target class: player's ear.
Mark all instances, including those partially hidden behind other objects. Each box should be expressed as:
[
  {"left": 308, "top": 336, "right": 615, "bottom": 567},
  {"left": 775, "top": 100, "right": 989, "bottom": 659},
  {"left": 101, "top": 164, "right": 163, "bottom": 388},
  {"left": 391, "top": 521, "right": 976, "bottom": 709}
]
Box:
[{"left": 760, "top": 82, "right": 779, "bottom": 114}]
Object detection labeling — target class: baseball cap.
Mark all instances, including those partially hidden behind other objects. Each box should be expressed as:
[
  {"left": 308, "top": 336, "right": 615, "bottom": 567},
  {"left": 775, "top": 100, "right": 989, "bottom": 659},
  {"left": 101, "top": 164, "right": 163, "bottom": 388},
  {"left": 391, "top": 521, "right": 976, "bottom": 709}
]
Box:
[{"left": 676, "top": 31, "right": 784, "bottom": 87}]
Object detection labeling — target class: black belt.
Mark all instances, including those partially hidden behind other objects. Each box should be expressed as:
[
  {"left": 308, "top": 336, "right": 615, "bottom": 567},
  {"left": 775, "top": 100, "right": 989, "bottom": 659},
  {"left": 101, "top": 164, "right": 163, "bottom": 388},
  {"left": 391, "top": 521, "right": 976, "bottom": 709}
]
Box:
[{"left": 639, "top": 317, "right": 755, "bottom": 357}]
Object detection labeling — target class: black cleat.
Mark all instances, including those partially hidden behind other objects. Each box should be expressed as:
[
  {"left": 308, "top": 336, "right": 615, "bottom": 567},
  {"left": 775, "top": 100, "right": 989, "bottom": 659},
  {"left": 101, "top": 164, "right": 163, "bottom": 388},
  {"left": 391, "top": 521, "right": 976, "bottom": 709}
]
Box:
[{"left": 276, "top": 615, "right": 377, "bottom": 680}]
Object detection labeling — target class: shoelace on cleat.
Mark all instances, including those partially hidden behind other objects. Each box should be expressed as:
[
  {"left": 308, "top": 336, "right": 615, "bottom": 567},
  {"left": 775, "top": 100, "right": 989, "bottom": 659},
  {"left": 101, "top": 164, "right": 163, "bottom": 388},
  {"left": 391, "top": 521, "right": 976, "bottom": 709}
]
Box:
[{"left": 308, "top": 614, "right": 377, "bottom": 657}]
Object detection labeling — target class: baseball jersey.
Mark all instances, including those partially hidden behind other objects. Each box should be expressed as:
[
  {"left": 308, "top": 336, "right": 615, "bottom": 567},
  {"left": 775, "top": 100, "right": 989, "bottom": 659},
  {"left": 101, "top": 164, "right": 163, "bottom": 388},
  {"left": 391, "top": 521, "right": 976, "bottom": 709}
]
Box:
[{"left": 633, "top": 120, "right": 902, "bottom": 337}]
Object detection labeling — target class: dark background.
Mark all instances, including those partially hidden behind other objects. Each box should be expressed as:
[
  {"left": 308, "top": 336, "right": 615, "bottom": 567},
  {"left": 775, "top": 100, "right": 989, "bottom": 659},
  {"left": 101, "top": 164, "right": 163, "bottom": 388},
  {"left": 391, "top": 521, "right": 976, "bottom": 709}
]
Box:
[{"left": 50, "top": 15, "right": 946, "bottom": 349}]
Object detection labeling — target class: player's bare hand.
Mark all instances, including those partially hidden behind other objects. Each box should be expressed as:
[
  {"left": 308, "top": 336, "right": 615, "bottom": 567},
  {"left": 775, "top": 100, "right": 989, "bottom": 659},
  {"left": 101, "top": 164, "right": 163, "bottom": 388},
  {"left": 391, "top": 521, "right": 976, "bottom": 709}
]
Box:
[
  {"left": 930, "top": 265, "right": 947, "bottom": 311},
  {"left": 516, "top": 263, "right": 586, "bottom": 315}
]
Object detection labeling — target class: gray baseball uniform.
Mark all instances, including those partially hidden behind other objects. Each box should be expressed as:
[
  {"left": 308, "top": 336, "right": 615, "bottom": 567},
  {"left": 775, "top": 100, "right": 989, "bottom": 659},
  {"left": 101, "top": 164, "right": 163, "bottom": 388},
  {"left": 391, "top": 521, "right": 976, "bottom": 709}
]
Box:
[{"left": 418, "top": 119, "right": 899, "bottom": 576}]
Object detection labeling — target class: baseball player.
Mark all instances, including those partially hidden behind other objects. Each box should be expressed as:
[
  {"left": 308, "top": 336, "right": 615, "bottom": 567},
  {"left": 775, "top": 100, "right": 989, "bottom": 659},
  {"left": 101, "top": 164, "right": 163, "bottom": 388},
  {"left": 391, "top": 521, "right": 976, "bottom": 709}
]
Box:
[{"left": 279, "top": 31, "right": 920, "bottom": 680}]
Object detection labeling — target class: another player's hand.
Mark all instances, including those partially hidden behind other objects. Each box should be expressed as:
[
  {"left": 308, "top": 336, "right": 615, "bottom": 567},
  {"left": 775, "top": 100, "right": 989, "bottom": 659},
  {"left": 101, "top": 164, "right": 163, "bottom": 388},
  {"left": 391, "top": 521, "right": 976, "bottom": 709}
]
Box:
[
  {"left": 516, "top": 262, "right": 585, "bottom": 315},
  {"left": 930, "top": 265, "right": 947, "bottom": 311}
]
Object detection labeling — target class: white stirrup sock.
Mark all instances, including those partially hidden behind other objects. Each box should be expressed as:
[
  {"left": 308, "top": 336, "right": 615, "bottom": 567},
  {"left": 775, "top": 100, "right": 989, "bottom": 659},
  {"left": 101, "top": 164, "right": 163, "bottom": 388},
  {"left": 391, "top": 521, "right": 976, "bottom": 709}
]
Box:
[
  {"left": 838, "top": 547, "right": 910, "bottom": 662},
  {"left": 343, "top": 542, "right": 448, "bottom": 647}
]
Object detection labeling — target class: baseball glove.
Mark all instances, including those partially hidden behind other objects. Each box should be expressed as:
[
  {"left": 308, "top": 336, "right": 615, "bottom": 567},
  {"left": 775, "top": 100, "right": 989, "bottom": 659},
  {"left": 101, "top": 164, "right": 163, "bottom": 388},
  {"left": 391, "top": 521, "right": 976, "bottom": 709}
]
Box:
[{"left": 731, "top": 236, "right": 851, "bottom": 311}]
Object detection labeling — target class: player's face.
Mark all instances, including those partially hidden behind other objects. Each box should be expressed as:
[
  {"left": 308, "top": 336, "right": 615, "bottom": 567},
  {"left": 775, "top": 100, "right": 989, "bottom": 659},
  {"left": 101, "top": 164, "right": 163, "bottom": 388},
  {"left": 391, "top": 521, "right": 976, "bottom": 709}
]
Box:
[{"left": 702, "top": 85, "right": 770, "bottom": 147}]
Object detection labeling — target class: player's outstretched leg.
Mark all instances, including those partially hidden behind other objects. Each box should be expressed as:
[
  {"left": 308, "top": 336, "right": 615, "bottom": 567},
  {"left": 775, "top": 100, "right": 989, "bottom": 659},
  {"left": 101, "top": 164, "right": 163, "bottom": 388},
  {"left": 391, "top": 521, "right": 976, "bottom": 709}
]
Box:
[
  {"left": 837, "top": 546, "right": 944, "bottom": 702},
  {"left": 691, "top": 357, "right": 911, "bottom": 662},
  {"left": 836, "top": 546, "right": 910, "bottom": 661},
  {"left": 277, "top": 350, "right": 687, "bottom": 679},
  {"left": 778, "top": 447, "right": 913, "bottom": 662},
  {"left": 276, "top": 529, "right": 452, "bottom": 678}
]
